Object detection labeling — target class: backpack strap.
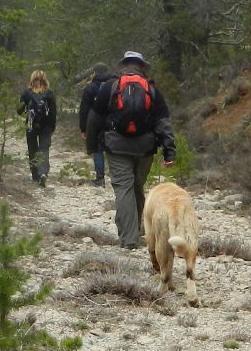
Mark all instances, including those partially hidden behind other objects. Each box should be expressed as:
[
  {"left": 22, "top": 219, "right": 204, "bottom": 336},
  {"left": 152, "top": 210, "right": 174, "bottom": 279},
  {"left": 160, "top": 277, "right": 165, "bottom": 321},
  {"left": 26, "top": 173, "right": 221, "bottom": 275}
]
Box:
[{"left": 108, "top": 79, "right": 120, "bottom": 109}]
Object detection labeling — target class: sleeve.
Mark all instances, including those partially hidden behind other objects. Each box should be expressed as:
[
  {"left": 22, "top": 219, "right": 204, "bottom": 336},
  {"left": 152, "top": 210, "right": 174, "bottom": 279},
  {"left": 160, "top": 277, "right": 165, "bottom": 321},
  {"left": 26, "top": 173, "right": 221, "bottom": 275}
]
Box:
[
  {"left": 48, "top": 91, "right": 57, "bottom": 132},
  {"left": 152, "top": 89, "right": 176, "bottom": 161},
  {"left": 79, "top": 85, "right": 93, "bottom": 133},
  {"left": 17, "top": 90, "right": 30, "bottom": 115}
]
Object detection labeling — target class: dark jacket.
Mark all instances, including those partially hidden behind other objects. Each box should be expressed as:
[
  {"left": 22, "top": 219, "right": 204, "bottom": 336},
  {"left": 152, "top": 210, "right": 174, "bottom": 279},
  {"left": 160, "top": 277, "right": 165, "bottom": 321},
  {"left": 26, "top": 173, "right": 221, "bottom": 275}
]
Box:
[
  {"left": 17, "top": 89, "right": 57, "bottom": 132},
  {"left": 79, "top": 73, "right": 113, "bottom": 133},
  {"left": 89, "top": 68, "right": 176, "bottom": 161}
]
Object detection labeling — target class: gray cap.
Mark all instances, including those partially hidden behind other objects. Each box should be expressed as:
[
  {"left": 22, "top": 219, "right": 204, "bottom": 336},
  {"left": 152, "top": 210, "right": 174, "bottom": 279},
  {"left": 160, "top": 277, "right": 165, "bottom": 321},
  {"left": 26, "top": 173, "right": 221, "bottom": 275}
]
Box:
[
  {"left": 119, "top": 51, "right": 150, "bottom": 67},
  {"left": 92, "top": 62, "right": 109, "bottom": 75}
]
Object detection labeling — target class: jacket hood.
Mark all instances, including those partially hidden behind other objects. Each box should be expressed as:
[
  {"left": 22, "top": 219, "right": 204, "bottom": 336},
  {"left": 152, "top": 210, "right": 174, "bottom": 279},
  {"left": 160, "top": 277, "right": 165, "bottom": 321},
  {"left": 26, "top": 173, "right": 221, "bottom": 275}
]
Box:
[{"left": 93, "top": 73, "right": 114, "bottom": 83}]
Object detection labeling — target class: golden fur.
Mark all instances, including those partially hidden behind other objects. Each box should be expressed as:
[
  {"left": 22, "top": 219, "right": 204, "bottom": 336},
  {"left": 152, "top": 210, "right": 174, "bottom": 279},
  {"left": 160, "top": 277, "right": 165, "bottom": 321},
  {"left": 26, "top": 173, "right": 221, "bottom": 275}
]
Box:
[
  {"left": 29, "top": 70, "right": 49, "bottom": 94},
  {"left": 144, "top": 182, "right": 200, "bottom": 306}
]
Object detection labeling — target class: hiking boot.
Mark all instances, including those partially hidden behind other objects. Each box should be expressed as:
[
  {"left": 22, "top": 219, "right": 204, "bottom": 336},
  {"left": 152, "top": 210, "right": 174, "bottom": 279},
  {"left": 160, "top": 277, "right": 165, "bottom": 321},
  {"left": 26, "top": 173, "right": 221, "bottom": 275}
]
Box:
[
  {"left": 31, "top": 171, "right": 39, "bottom": 182},
  {"left": 32, "top": 175, "right": 39, "bottom": 182},
  {"left": 39, "top": 174, "right": 47, "bottom": 188},
  {"left": 90, "top": 178, "right": 105, "bottom": 188}
]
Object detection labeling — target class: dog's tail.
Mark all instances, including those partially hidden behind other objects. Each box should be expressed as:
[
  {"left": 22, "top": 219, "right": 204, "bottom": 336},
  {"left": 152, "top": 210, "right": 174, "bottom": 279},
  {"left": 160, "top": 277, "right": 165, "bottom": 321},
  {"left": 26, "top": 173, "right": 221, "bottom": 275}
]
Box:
[{"left": 168, "top": 201, "right": 199, "bottom": 256}]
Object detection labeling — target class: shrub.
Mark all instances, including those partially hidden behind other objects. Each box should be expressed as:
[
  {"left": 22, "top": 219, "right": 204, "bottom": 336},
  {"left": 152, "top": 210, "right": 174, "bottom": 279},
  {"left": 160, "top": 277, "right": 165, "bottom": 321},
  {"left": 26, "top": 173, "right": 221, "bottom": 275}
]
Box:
[
  {"left": 77, "top": 271, "right": 162, "bottom": 306},
  {"left": 71, "top": 223, "right": 118, "bottom": 246},
  {"left": 199, "top": 101, "right": 217, "bottom": 119},
  {"left": 225, "top": 313, "right": 239, "bottom": 322},
  {"left": 59, "top": 161, "right": 91, "bottom": 182},
  {"left": 177, "top": 312, "right": 198, "bottom": 328},
  {"left": 223, "top": 88, "right": 240, "bottom": 108},
  {"left": 226, "top": 327, "right": 250, "bottom": 342},
  {"left": 147, "top": 133, "right": 196, "bottom": 185},
  {"left": 198, "top": 237, "right": 251, "bottom": 261},
  {"left": 223, "top": 339, "right": 240, "bottom": 349},
  {"left": 230, "top": 137, "right": 251, "bottom": 192},
  {"left": 63, "top": 252, "right": 123, "bottom": 278},
  {"left": 0, "top": 201, "right": 42, "bottom": 329},
  {"left": 0, "top": 83, "right": 22, "bottom": 181},
  {"left": 0, "top": 201, "right": 81, "bottom": 350},
  {"left": 60, "top": 336, "right": 83, "bottom": 351}
]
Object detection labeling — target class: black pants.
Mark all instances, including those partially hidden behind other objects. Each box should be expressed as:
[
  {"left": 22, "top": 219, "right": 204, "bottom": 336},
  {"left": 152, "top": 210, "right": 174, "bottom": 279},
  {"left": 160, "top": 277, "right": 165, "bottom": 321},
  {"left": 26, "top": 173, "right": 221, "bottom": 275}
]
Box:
[{"left": 26, "top": 127, "right": 52, "bottom": 180}]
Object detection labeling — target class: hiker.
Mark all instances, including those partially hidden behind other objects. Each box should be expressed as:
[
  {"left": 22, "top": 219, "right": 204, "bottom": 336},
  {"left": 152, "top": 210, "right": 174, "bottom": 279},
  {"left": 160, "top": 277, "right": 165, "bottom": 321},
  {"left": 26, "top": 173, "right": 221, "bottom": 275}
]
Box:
[
  {"left": 17, "top": 70, "right": 56, "bottom": 187},
  {"left": 90, "top": 51, "right": 176, "bottom": 249},
  {"left": 79, "top": 62, "right": 113, "bottom": 187}
]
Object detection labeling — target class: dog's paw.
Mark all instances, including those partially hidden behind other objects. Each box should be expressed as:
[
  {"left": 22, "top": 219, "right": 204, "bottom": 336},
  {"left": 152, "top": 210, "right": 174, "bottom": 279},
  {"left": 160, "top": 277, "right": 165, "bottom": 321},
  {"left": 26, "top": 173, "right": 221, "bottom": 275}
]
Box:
[{"left": 188, "top": 297, "right": 200, "bottom": 308}]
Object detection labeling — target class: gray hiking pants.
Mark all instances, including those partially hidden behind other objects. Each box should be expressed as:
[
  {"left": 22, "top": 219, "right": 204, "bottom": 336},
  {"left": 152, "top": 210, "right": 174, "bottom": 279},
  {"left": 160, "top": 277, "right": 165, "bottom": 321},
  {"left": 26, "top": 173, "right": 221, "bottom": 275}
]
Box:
[{"left": 107, "top": 153, "right": 153, "bottom": 247}]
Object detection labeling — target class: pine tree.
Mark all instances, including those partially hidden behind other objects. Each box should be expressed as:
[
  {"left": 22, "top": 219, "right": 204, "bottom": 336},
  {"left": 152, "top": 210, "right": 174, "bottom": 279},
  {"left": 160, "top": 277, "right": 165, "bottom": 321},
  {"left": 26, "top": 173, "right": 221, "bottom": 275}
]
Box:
[
  {"left": 0, "top": 200, "right": 82, "bottom": 350},
  {"left": 0, "top": 200, "right": 41, "bottom": 338}
]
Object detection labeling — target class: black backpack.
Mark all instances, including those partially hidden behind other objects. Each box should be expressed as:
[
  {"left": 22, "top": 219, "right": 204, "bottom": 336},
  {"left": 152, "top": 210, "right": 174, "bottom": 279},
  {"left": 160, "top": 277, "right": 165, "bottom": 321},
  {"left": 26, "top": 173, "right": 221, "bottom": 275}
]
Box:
[
  {"left": 27, "top": 92, "right": 49, "bottom": 130},
  {"left": 109, "top": 74, "right": 154, "bottom": 136}
]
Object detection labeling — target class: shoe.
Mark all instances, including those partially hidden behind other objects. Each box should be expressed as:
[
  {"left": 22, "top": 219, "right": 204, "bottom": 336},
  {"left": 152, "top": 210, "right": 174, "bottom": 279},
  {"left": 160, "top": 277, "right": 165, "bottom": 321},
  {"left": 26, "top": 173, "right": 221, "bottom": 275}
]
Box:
[
  {"left": 90, "top": 178, "right": 105, "bottom": 188},
  {"left": 31, "top": 171, "right": 39, "bottom": 182},
  {"left": 39, "top": 174, "right": 47, "bottom": 188},
  {"left": 32, "top": 176, "right": 39, "bottom": 182}
]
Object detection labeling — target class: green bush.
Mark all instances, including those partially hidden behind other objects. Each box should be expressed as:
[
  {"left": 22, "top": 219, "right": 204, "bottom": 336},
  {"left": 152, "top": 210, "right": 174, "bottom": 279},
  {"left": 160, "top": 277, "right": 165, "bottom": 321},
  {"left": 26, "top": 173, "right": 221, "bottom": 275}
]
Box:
[
  {"left": 147, "top": 133, "right": 196, "bottom": 185},
  {"left": 223, "top": 339, "right": 240, "bottom": 349},
  {"left": 0, "top": 201, "right": 82, "bottom": 350},
  {"left": 60, "top": 336, "right": 83, "bottom": 350}
]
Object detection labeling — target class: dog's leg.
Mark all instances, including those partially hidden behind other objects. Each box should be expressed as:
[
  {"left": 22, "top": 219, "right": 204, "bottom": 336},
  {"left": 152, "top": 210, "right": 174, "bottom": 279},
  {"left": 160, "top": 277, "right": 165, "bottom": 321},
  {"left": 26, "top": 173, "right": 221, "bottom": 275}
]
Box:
[
  {"left": 185, "top": 253, "right": 199, "bottom": 307},
  {"left": 144, "top": 219, "right": 160, "bottom": 273},
  {"left": 149, "top": 246, "right": 160, "bottom": 273},
  {"left": 155, "top": 238, "right": 175, "bottom": 293}
]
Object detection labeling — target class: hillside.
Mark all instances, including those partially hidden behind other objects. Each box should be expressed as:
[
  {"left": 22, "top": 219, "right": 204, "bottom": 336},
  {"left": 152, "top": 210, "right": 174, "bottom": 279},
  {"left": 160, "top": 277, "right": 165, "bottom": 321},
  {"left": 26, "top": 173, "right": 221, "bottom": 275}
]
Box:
[{"left": 204, "top": 70, "right": 251, "bottom": 135}]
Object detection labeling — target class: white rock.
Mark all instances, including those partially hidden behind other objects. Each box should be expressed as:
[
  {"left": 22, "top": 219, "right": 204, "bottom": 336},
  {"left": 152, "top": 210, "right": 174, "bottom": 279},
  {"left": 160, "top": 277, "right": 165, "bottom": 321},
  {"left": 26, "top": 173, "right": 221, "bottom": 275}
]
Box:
[
  {"left": 234, "top": 201, "right": 243, "bottom": 209},
  {"left": 82, "top": 237, "right": 94, "bottom": 244}
]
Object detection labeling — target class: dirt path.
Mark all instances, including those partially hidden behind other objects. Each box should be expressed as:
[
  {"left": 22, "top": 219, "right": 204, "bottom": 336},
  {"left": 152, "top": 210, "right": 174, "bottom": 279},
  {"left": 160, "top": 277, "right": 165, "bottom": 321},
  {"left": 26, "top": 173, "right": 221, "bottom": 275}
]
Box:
[{"left": 1, "top": 126, "right": 251, "bottom": 351}]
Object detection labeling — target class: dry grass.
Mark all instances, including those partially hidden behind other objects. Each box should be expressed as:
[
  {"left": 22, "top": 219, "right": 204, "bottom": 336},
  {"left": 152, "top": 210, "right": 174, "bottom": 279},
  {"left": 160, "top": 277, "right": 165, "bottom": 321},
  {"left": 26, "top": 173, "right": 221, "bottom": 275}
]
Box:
[
  {"left": 225, "top": 313, "right": 239, "bottom": 322},
  {"left": 76, "top": 271, "right": 162, "bottom": 306},
  {"left": 177, "top": 312, "right": 198, "bottom": 328},
  {"left": 239, "top": 295, "right": 251, "bottom": 312},
  {"left": 198, "top": 237, "right": 251, "bottom": 261},
  {"left": 154, "top": 299, "right": 179, "bottom": 316},
  {"left": 168, "top": 345, "right": 183, "bottom": 351},
  {"left": 225, "top": 327, "right": 250, "bottom": 343},
  {"left": 71, "top": 223, "right": 118, "bottom": 246},
  {"left": 63, "top": 251, "right": 151, "bottom": 278},
  {"left": 195, "top": 332, "right": 210, "bottom": 341},
  {"left": 199, "top": 101, "right": 218, "bottom": 119}
]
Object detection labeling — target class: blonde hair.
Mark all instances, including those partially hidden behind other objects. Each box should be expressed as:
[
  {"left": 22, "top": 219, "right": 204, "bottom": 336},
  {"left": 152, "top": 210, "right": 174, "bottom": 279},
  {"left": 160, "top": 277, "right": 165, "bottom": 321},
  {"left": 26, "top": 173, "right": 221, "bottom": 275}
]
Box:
[{"left": 29, "top": 70, "right": 49, "bottom": 93}]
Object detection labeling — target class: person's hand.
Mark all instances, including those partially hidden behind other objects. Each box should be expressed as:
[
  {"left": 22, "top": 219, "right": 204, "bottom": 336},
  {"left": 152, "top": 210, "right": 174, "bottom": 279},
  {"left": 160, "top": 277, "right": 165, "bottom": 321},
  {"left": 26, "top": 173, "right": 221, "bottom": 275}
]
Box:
[
  {"left": 163, "top": 160, "right": 175, "bottom": 167},
  {"left": 81, "top": 132, "right": 86, "bottom": 140}
]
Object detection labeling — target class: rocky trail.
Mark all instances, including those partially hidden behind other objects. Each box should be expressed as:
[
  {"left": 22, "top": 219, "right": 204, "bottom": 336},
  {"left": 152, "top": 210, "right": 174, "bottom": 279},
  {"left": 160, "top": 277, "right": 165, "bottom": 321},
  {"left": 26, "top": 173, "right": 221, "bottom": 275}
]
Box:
[{"left": 1, "top": 125, "right": 251, "bottom": 351}]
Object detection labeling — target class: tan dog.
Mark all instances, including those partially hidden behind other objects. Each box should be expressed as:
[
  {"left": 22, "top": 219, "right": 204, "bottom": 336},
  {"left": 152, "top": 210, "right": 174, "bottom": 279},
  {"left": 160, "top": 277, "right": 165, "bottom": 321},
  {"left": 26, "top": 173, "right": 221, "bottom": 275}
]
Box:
[{"left": 144, "top": 182, "right": 200, "bottom": 306}]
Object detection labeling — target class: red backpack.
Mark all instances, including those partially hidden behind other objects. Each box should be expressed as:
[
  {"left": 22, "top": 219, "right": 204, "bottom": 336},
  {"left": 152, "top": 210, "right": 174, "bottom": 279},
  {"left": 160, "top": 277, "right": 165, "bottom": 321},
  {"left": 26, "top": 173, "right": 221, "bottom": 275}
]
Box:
[{"left": 109, "top": 74, "right": 154, "bottom": 136}]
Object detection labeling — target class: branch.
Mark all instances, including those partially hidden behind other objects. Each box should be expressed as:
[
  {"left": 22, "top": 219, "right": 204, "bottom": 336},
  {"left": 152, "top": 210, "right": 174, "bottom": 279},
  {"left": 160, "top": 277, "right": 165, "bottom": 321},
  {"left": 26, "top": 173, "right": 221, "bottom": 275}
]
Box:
[
  {"left": 209, "top": 29, "right": 243, "bottom": 38},
  {"left": 222, "top": 3, "right": 240, "bottom": 16},
  {"left": 208, "top": 39, "right": 244, "bottom": 46},
  {"left": 190, "top": 41, "right": 209, "bottom": 63}
]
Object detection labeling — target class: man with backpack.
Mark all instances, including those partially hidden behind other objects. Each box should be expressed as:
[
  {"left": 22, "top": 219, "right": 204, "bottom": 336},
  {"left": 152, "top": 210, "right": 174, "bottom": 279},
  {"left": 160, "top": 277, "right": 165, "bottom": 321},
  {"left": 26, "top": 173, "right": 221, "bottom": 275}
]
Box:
[
  {"left": 17, "top": 70, "right": 56, "bottom": 187},
  {"left": 79, "top": 62, "right": 113, "bottom": 187},
  {"left": 90, "top": 51, "right": 176, "bottom": 250}
]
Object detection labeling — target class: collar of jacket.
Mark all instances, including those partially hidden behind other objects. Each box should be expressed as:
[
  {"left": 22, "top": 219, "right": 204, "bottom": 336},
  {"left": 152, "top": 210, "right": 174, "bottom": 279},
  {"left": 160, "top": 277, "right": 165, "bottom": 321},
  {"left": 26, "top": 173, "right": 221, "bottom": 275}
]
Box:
[{"left": 119, "top": 64, "right": 147, "bottom": 77}]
